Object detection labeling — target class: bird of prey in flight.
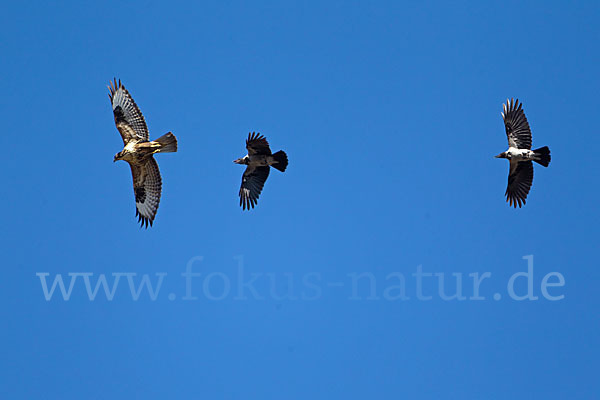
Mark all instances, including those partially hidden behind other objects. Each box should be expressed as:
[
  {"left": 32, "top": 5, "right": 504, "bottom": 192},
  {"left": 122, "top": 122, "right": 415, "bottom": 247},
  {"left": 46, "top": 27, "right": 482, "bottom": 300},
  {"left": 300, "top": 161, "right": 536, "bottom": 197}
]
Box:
[
  {"left": 495, "top": 99, "right": 551, "bottom": 208},
  {"left": 234, "top": 132, "right": 288, "bottom": 210},
  {"left": 108, "top": 79, "right": 178, "bottom": 227}
]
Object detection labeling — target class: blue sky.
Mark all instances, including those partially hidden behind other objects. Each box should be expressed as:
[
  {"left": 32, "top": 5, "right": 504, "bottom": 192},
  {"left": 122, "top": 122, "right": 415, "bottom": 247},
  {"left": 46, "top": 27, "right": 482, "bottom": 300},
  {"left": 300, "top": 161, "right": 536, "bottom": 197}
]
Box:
[{"left": 1, "top": 1, "right": 599, "bottom": 398}]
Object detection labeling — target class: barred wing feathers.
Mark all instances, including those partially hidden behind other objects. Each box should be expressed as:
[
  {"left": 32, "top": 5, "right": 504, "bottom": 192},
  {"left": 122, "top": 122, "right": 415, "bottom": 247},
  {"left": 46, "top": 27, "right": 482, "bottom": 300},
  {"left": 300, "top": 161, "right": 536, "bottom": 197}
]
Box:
[
  {"left": 130, "top": 157, "right": 162, "bottom": 227},
  {"left": 108, "top": 78, "right": 149, "bottom": 144}
]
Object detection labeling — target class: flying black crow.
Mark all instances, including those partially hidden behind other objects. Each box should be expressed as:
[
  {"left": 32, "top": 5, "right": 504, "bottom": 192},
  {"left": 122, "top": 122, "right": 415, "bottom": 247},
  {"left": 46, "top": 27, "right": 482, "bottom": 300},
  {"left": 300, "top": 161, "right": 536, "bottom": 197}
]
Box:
[
  {"left": 495, "top": 99, "right": 551, "bottom": 208},
  {"left": 234, "top": 132, "right": 288, "bottom": 210}
]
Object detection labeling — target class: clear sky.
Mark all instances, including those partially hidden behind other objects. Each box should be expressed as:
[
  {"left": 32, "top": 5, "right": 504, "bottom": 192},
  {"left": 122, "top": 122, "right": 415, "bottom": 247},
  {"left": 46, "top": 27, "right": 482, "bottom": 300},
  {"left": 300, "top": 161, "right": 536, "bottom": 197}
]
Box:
[{"left": 1, "top": 1, "right": 599, "bottom": 398}]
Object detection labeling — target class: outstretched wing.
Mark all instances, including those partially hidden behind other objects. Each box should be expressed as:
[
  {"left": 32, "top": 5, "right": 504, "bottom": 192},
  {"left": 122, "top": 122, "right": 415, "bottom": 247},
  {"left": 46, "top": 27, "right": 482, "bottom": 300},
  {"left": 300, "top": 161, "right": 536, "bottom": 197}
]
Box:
[
  {"left": 130, "top": 157, "right": 162, "bottom": 227},
  {"left": 246, "top": 132, "right": 271, "bottom": 155},
  {"left": 239, "top": 166, "right": 270, "bottom": 210},
  {"left": 502, "top": 98, "right": 532, "bottom": 149},
  {"left": 108, "top": 78, "right": 149, "bottom": 144},
  {"left": 505, "top": 160, "right": 533, "bottom": 208}
]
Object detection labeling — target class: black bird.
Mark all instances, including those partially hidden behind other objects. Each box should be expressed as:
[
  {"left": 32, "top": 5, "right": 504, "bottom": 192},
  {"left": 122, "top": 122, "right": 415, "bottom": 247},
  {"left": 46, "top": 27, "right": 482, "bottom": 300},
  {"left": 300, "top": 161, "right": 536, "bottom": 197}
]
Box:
[
  {"left": 234, "top": 132, "right": 288, "bottom": 210},
  {"left": 495, "top": 99, "right": 551, "bottom": 208}
]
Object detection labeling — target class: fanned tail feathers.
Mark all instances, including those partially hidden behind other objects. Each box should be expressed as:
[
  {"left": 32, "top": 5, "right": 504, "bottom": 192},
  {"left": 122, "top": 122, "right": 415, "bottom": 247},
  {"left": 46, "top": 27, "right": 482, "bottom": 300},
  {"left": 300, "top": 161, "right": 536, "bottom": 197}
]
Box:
[
  {"left": 153, "top": 132, "right": 178, "bottom": 153},
  {"left": 533, "top": 146, "right": 551, "bottom": 167},
  {"left": 271, "top": 150, "right": 288, "bottom": 172}
]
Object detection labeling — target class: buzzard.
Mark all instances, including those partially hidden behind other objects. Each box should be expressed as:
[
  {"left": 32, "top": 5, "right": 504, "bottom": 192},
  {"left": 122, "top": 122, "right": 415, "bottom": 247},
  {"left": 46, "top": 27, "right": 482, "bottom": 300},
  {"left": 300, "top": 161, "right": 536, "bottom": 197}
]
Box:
[
  {"left": 495, "top": 98, "right": 551, "bottom": 208},
  {"left": 234, "top": 132, "right": 288, "bottom": 210},
  {"left": 108, "top": 79, "right": 178, "bottom": 227}
]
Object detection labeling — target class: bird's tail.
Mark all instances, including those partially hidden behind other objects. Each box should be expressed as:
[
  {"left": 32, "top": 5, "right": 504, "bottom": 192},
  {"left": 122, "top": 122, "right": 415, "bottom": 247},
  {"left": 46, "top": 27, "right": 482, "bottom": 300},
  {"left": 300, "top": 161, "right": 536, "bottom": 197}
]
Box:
[
  {"left": 152, "top": 132, "right": 178, "bottom": 153},
  {"left": 271, "top": 150, "right": 288, "bottom": 172},
  {"left": 533, "top": 146, "right": 551, "bottom": 167}
]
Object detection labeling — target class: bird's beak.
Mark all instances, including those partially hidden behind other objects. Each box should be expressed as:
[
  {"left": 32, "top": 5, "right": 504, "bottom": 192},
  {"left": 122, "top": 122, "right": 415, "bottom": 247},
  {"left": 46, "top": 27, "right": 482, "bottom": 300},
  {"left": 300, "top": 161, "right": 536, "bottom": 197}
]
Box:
[
  {"left": 494, "top": 153, "right": 503, "bottom": 159},
  {"left": 233, "top": 158, "right": 241, "bottom": 164}
]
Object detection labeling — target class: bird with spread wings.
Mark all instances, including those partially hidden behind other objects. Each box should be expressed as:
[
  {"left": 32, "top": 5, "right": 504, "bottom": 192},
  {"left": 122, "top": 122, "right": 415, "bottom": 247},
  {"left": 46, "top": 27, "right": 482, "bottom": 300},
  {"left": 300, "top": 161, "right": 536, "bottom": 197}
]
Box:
[
  {"left": 495, "top": 99, "right": 551, "bottom": 208},
  {"left": 234, "top": 132, "right": 288, "bottom": 210},
  {"left": 108, "top": 79, "right": 178, "bottom": 227}
]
